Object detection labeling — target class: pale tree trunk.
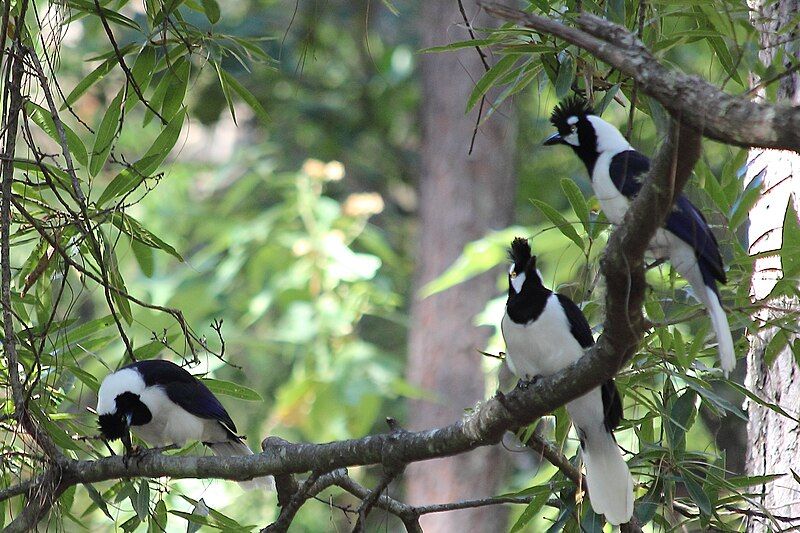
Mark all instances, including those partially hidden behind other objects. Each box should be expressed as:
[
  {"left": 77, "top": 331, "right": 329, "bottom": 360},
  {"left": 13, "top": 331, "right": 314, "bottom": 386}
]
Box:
[
  {"left": 745, "top": 0, "right": 800, "bottom": 530},
  {"left": 405, "top": 1, "right": 517, "bottom": 531}
]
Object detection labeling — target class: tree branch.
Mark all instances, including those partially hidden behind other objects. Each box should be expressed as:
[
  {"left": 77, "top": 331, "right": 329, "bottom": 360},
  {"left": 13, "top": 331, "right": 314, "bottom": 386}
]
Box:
[{"left": 482, "top": 2, "right": 800, "bottom": 151}]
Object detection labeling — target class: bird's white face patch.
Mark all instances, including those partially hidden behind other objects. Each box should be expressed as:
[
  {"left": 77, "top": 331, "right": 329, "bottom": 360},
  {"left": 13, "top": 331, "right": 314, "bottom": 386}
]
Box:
[
  {"left": 566, "top": 116, "right": 579, "bottom": 126},
  {"left": 510, "top": 266, "right": 526, "bottom": 293},
  {"left": 563, "top": 131, "right": 579, "bottom": 146},
  {"left": 96, "top": 368, "right": 145, "bottom": 415}
]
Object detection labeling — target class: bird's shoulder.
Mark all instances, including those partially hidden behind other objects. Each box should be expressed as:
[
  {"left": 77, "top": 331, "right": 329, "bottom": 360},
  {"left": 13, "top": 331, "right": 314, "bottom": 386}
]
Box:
[
  {"left": 554, "top": 293, "right": 594, "bottom": 349},
  {"left": 607, "top": 149, "right": 651, "bottom": 196},
  {"left": 126, "top": 360, "right": 197, "bottom": 387}
]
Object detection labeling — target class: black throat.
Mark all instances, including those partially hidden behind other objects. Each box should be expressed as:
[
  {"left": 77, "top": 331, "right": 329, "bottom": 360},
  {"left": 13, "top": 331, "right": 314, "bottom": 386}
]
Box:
[
  {"left": 506, "top": 282, "right": 552, "bottom": 324},
  {"left": 98, "top": 391, "right": 152, "bottom": 441}
]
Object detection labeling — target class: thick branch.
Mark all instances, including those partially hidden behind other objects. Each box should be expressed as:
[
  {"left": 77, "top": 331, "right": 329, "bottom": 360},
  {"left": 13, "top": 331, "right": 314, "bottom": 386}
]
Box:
[{"left": 483, "top": 3, "right": 800, "bottom": 151}]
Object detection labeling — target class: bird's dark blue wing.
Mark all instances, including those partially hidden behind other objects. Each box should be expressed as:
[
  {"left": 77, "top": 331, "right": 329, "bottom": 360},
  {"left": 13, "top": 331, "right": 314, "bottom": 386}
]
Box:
[
  {"left": 608, "top": 150, "right": 725, "bottom": 284},
  {"left": 127, "top": 360, "right": 238, "bottom": 437},
  {"left": 608, "top": 150, "right": 650, "bottom": 199},
  {"left": 556, "top": 294, "right": 594, "bottom": 349},
  {"left": 665, "top": 196, "right": 726, "bottom": 284}
]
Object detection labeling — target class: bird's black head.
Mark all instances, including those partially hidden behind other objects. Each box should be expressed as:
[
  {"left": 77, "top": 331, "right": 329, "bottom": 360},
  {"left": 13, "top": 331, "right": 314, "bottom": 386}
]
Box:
[
  {"left": 507, "top": 237, "right": 543, "bottom": 296},
  {"left": 544, "top": 96, "right": 600, "bottom": 174},
  {"left": 98, "top": 391, "right": 152, "bottom": 441}
]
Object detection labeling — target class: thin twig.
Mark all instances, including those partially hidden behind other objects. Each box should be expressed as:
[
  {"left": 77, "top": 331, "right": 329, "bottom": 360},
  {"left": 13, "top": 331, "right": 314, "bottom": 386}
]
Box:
[
  {"left": 93, "top": 0, "right": 166, "bottom": 125},
  {"left": 457, "top": 0, "right": 491, "bottom": 155}
]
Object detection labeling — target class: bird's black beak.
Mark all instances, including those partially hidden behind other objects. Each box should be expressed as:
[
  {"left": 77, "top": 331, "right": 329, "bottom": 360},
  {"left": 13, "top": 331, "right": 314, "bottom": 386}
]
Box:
[{"left": 543, "top": 132, "right": 564, "bottom": 146}]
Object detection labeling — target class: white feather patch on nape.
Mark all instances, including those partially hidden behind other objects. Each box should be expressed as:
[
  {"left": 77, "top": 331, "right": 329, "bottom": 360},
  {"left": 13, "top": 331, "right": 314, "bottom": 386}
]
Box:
[
  {"left": 511, "top": 271, "right": 526, "bottom": 293},
  {"left": 586, "top": 115, "right": 631, "bottom": 153},
  {"left": 97, "top": 368, "right": 145, "bottom": 415}
]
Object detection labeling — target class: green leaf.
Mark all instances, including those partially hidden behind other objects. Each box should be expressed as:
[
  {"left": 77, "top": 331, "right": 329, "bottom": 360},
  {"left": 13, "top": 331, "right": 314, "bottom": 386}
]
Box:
[
  {"left": 531, "top": 199, "right": 584, "bottom": 250},
  {"left": 219, "top": 69, "right": 270, "bottom": 125},
  {"left": 149, "top": 500, "right": 168, "bottom": 533},
  {"left": 83, "top": 484, "right": 113, "bottom": 520},
  {"left": 683, "top": 474, "right": 713, "bottom": 516},
  {"left": 89, "top": 88, "right": 124, "bottom": 176},
  {"left": 104, "top": 241, "right": 133, "bottom": 325},
  {"left": 201, "top": 0, "right": 220, "bottom": 23},
  {"left": 66, "top": 0, "right": 141, "bottom": 30},
  {"left": 110, "top": 212, "right": 183, "bottom": 261},
  {"left": 466, "top": 54, "right": 517, "bottom": 112},
  {"left": 726, "top": 473, "right": 784, "bottom": 488},
  {"left": 509, "top": 491, "right": 550, "bottom": 532},
  {"left": 419, "top": 226, "right": 527, "bottom": 297},
  {"left": 131, "top": 238, "right": 155, "bottom": 277},
  {"left": 666, "top": 389, "right": 697, "bottom": 452},
  {"left": 781, "top": 200, "right": 800, "bottom": 277},
  {"left": 554, "top": 55, "right": 574, "bottom": 99},
  {"left": 764, "top": 328, "right": 789, "bottom": 367},
  {"left": 202, "top": 378, "right": 263, "bottom": 401},
  {"left": 161, "top": 58, "right": 190, "bottom": 121},
  {"left": 25, "top": 102, "right": 88, "bottom": 166},
  {"left": 729, "top": 168, "right": 763, "bottom": 230},
  {"left": 68, "top": 365, "right": 100, "bottom": 392},
  {"left": 124, "top": 46, "right": 157, "bottom": 112},
  {"left": 134, "top": 480, "right": 150, "bottom": 521},
  {"left": 97, "top": 110, "right": 186, "bottom": 206},
  {"left": 560, "top": 179, "right": 590, "bottom": 235},
  {"left": 62, "top": 46, "right": 135, "bottom": 109}
]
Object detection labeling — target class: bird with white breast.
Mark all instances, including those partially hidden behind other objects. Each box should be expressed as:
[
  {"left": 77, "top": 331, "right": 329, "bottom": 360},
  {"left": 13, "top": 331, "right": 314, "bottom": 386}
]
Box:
[
  {"left": 544, "top": 96, "right": 736, "bottom": 376},
  {"left": 97, "top": 359, "right": 272, "bottom": 490}
]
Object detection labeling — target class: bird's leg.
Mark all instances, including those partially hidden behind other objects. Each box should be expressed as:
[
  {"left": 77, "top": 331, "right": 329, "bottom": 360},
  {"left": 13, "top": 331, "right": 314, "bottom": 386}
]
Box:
[
  {"left": 121, "top": 430, "right": 138, "bottom": 467},
  {"left": 516, "top": 374, "right": 543, "bottom": 390}
]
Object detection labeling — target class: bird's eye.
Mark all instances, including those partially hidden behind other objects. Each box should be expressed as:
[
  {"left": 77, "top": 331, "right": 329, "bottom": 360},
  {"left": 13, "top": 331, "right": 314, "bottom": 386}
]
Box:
[{"left": 510, "top": 270, "right": 517, "bottom": 279}]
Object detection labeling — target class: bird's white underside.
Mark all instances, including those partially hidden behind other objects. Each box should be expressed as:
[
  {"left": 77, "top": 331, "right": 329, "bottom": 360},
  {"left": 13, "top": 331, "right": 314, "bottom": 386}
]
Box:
[{"left": 96, "top": 367, "right": 229, "bottom": 446}]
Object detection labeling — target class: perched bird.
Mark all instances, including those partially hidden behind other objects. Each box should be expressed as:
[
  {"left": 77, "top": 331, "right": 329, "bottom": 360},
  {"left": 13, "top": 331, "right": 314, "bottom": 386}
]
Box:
[
  {"left": 97, "top": 359, "right": 271, "bottom": 490},
  {"left": 544, "top": 96, "right": 735, "bottom": 376},
  {"left": 502, "top": 237, "right": 634, "bottom": 525}
]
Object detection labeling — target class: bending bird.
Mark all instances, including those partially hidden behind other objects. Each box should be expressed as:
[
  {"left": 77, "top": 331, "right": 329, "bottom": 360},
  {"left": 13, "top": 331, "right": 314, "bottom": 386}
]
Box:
[{"left": 97, "top": 359, "right": 272, "bottom": 490}]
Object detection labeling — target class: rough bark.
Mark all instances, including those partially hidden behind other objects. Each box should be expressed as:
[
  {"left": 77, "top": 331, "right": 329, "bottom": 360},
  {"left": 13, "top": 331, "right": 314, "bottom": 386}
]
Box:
[
  {"left": 745, "top": 0, "right": 800, "bottom": 530},
  {"left": 405, "top": 2, "right": 517, "bottom": 530}
]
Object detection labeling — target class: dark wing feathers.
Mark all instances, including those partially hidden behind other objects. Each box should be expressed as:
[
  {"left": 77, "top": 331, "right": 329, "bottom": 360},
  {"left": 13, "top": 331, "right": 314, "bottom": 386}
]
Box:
[
  {"left": 601, "top": 379, "right": 623, "bottom": 432},
  {"left": 608, "top": 150, "right": 650, "bottom": 197},
  {"left": 665, "top": 197, "right": 726, "bottom": 284},
  {"left": 608, "top": 150, "right": 725, "bottom": 284},
  {"left": 127, "top": 360, "right": 238, "bottom": 438},
  {"left": 554, "top": 296, "right": 623, "bottom": 432},
  {"left": 555, "top": 294, "right": 594, "bottom": 349}
]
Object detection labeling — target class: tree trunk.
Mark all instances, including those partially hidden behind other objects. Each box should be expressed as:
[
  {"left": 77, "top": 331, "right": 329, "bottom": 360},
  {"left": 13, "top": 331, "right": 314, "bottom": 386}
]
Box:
[
  {"left": 405, "top": 1, "right": 517, "bottom": 530},
  {"left": 745, "top": 0, "right": 800, "bottom": 530}
]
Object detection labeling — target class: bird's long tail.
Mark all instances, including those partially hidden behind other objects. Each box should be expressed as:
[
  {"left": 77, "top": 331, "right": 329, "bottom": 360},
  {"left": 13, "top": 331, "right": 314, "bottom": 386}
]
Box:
[
  {"left": 208, "top": 440, "right": 274, "bottom": 491},
  {"left": 701, "top": 285, "right": 735, "bottom": 376},
  {"left": 580, "top": 427, "right": 634, "bottom": 525},
  {"left": 680, "top": 261, "right": 736, "bottom": 376}
]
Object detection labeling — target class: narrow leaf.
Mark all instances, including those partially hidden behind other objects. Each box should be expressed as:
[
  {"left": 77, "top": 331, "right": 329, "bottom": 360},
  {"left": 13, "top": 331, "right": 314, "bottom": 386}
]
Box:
[{"left": 531, "top": 199, "right": 584, "bottom": 250}]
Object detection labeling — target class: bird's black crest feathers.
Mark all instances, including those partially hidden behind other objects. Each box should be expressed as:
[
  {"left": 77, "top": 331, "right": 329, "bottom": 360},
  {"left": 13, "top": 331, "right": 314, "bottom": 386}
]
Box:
[
  {"left": 508, "top": 237, "right": 532, "bottom": 266},
  {"left": 550, "top": 96, "right": 595, "bottom": 129}
]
